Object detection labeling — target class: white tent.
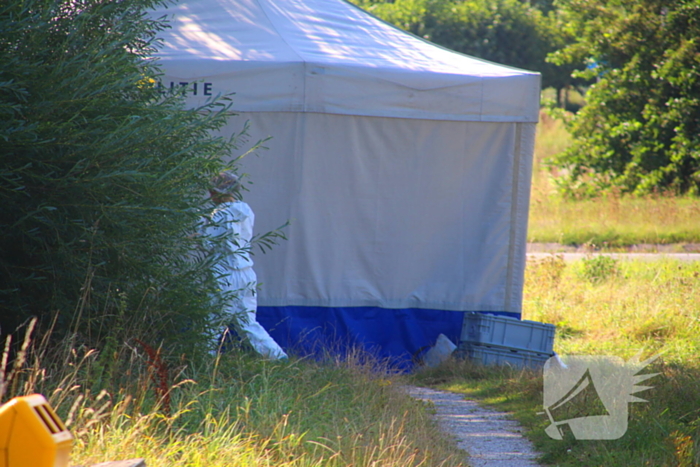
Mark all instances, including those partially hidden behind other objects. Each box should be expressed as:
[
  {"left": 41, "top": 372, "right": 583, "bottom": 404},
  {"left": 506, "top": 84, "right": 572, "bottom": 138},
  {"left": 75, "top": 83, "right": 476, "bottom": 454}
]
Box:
[{"left": 152, "top": 0, "right": 541, "bottom": 365}]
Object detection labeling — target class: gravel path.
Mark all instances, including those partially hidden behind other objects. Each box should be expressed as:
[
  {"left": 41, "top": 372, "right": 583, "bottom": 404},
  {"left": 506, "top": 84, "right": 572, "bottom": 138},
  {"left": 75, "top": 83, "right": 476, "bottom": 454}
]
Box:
[{"left": 404, "top": 386, "right": 540, "bottom": 467}]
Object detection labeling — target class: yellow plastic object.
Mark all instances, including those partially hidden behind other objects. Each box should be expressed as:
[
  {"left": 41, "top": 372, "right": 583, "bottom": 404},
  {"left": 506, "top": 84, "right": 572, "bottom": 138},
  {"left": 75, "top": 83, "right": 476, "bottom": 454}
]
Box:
[{"left": 0, "top": 394, "right": 73, "bottom": 467}]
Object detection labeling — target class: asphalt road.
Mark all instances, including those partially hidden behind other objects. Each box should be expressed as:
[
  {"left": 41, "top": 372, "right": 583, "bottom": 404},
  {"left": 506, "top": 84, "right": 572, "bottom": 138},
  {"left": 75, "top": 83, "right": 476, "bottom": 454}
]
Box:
[{"left": 527, "top": 243, "right": 700, "bottom": 262}]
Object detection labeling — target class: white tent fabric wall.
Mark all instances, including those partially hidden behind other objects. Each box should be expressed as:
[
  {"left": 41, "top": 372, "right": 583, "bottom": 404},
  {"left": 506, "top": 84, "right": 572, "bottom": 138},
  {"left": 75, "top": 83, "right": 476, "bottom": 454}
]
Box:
[
  {"left": 151, "top": 0, "right": 540, "bottom": 366},
  {"left": 230, "top": 112, "right": 535, "bottom": 313}
]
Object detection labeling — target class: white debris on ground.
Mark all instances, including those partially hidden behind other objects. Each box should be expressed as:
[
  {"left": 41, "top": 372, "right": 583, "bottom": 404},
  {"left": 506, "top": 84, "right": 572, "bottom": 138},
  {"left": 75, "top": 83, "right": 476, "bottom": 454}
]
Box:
[{"left": 404, "top": 386, "right": 541, "bottom": 467}]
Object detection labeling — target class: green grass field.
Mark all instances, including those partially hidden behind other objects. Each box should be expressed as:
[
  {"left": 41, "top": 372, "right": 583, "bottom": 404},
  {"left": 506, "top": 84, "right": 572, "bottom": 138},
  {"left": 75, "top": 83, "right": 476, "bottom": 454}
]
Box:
[
  {"left": 529, "top": 111, "right": 700, "bottom": 248},
  {"left": 3, "top": 330, "right": 468, "bottom": 467},
  {"left": 414, "top": 257, "right": 700, "bottom": 466}
]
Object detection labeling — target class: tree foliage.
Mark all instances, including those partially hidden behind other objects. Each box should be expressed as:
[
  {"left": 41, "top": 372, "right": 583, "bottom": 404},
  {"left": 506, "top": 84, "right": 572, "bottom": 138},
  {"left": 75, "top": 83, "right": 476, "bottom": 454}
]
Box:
[
  {"left": 549, "top": 0, "right": 700, "bottom": 195},
  {"left": 0, "top": 0, "right": 239, "bottom": 351},
  {"left": 352, "top": 0, "right": 579, "bottom": 94}
]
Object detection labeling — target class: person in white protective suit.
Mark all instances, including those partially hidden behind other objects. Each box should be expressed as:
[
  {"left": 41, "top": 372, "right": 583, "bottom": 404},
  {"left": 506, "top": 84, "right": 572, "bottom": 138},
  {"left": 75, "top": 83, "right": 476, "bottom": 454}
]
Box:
[{"left": 205, "top": 172, "right": 287, "bottom": 360}]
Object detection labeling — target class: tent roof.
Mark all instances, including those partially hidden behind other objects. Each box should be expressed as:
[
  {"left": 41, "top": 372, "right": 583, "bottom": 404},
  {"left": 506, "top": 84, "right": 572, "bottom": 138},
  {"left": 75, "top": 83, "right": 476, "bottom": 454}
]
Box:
[{"left": 152, "top": 0, "right": 541, "bottom": 122}]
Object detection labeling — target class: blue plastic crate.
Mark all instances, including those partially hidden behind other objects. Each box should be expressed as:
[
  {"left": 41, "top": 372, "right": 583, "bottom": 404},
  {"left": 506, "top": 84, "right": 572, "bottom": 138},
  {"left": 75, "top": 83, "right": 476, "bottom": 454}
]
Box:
[
  {"left": 460, "top": 312, "right": 555, "bottom": 354},
  {"left": 456, "top": 343, "right": 551, "bottom": 369}
]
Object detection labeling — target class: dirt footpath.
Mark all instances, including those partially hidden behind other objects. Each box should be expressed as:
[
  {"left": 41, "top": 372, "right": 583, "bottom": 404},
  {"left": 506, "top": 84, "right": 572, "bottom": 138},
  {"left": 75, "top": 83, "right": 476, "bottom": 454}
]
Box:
[{"left": 404, "top": 386, "right": 540, "bottom": 467}]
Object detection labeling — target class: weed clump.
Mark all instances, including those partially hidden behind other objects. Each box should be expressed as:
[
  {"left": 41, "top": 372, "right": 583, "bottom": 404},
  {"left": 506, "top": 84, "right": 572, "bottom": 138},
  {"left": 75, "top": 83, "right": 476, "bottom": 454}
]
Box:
[{"left": 577, "top": 255, "right": 620, "bottom": 283}]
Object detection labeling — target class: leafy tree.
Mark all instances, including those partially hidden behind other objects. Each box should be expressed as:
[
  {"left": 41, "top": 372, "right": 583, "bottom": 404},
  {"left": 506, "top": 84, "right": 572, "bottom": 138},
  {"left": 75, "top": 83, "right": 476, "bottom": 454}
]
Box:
[
  {"left": 527, "top": 0, "right": 557, "bottom": 15},
  {"left": 549, "top": 0, "right": 700, "bottom": 195},
  {"left": 0, "top": 0, "right": 241, "bottom": 351},
  {"left": 352, "top": 0, "right": 580, "bottom": 99}
]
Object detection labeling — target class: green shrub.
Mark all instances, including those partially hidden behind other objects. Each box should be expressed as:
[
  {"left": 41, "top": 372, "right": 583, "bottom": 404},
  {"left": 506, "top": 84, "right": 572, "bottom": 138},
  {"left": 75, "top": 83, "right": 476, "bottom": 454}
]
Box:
[
  {"left": 549, "top": 0, "right": 700, "bottom": 195},
  {"left": 0, "top": 0, "right": 240, "bottom": 353}
]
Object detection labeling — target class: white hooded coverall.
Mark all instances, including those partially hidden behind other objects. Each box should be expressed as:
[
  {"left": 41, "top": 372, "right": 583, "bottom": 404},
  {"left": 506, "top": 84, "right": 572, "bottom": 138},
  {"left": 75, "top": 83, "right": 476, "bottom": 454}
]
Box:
[{"left": 206, "top": 200, "right": 287, "bottom": 360}]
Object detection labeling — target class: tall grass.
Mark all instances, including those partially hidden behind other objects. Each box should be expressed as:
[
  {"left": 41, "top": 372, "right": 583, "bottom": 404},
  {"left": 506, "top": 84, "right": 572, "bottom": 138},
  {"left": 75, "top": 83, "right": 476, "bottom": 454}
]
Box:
[
  {"left": 1, "top": 324, "right": 468, "bottom": 467},
  {"left": 413, "top": 257, "right": 700, "bottom": 466},
  {"left": 529, "top": 110, "right": 700, "bottom": 247},
  {"left": 524, "top": 256, "right": 700, "bottom": 361}
]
